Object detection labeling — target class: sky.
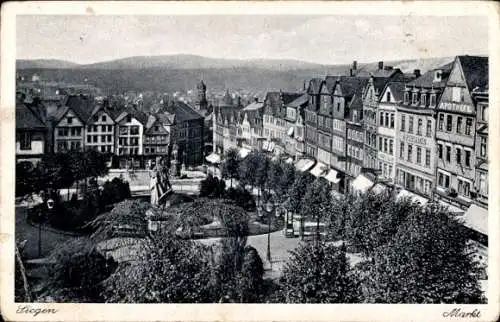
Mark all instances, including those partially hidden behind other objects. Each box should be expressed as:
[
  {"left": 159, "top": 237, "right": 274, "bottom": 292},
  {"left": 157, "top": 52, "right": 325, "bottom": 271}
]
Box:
[{"left": 16, "top": 15, "right": 488, "bottom": 65}]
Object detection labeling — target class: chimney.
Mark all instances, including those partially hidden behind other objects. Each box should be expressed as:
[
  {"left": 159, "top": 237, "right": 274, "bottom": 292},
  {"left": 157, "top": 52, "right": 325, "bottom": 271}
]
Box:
[
  {"left": 352, "top": 60, "right": 358, "bottom": 70},
  {"left": 378, "top": 61, "right": 384, "bottom": 70},
  {"left": 414, "top": 69, "right": 421, "bottom": 78},
  {"left": 254, "top": 97, "right": 258, "bottom": 103},
  {"left": 350, "top": 68, "right": 354, "bottom": 77},
  {"left": 384, "top": 66, "right": 393, "bottom": 71}
]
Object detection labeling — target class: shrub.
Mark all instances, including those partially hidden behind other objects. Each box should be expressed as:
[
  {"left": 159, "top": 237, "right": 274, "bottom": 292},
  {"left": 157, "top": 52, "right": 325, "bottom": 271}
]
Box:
[{"left": 225, "top": 187, "right": 256, "bottom": 211}]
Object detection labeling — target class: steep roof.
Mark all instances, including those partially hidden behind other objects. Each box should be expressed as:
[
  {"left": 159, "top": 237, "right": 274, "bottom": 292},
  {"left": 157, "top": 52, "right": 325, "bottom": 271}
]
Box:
[
  {"left": 287, "top": 94, "right": 309, "bottom": 108},
  {"left": 337, "top": 76, "right": 370, "bottom": 98},
  {"left": 458, "top": 55, "right": 489, "bottom": 92},
  {"left": 165, "top": 101, "right": 203, "bottom": 122},
  {"left": 307, "top": 78, "right": 323, "bottom": 95},
  {"left": 242, "top": 101, "right": 264, "bottom": 111},
  {"left": 16, "top": 103, "right": 46, "bottom": 130},
  {"left": 62, "top": 94, "right": 94, "bottom": 123},
  {"left": 407, "top": 61, "right": 454, "bottom": 88},
  {"left": 324, "top": 76, "right": 340, "bottom": 93},
  {"left": 382, "top": 81, "right": 406, "bottom": 102},
  {"left": 264, "top": 91, "right": 302, "bottom": 117}
]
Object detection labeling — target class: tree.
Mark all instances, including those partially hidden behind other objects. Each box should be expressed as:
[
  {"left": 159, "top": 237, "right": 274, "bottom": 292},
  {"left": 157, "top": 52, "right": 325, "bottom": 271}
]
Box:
[
  {"left": 254, "top": 151, "right": 270, "bottom": 206},
  {"left": 238, "top": 151, "right": 259, "bottom": 191},
  {"left": 300, "top": 178, "right": 331, "bottom": 243},
  {"left": 285, "top": 172, "right": 313, "bottom": 238},
  {"left": 102, "top": 237, "right": 215, "bottom": 303},
  {"left": 359, "top": 203, "right": 485, "bottom": 303},
  {"left": 279, "top": 242, "right": 361, "bottom": 303},
  {"left": 236, "top": 246, "right": 265, "bottom": 302},
  {"left": 40, "top": 238, "right": 117, "bottom": 302},
  {"left": 221, "top": 148, "right": 240, "bottom": 188},
  {"left": 277, "top": 162, "right": 296, "bottom": 203}
]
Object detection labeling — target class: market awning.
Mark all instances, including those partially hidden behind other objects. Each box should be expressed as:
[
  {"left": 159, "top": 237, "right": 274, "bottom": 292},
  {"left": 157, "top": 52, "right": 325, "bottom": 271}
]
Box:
[
  {"left": 287, "top": 126, "right": 294, "bottom": 137},
  {"left": 310, "top": 162, "right": 328, "bottom": 177},
  {"left": 324, "top": 169, "right": 341, "bottom": 183},
  {"left": 238, "top": 148, "right": 251, "bottom": 159},
  {"left": 462, "top": 204, "right": 488, "bottom": 236},
  {"left": 396, "top": 189, "right": 429, "bottom": 205},
  {"left": 294, "top": 158, "right": 315, "bottom": 172},
  {"left": 438, "top": 200, "right": 465, "bottom": 214},
  {"left": 268, "top": 142, "right": 276, "bottom": 152},
  {"left": 205, "top": 153, "right": 221, "bottom": 164},
  {"left": 351, "top": 174, "right": 375, "bottom": 194}
]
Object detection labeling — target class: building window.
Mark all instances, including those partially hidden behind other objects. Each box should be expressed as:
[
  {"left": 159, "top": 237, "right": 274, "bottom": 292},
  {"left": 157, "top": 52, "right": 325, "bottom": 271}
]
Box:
[
  {"left": 93, "top": 135, "right": 98, "bottom": 143},
  {"left": 479, "top": 172, "right": 488, "bottom": 196},
  {"left": 425, "top": 149, "right": 431, "bottom": 166},
  {"left": 480, "top": 136, "right": 487, "bottom": 158},
  {"left": 465, "top": 118, "right": 472, "bottom": 135},
  {"left": 446, "top": 115, "right": 453, "bottom": 132},
  {"left": 87, "top": 135, "right": 91, "bottom": 143},
  {"left": 458, "top": 179, "right": 470, "bottom": 197},
  {"left": 417, "top": 118, "right": 423, "bottom": 136},
  {"left": 412, "top": 93, "right": 418, "bottom": 105},
  {"left": 131, "top": 126, "right": 139, "bottom": 135},
  {"left": 421, "top": 94, "right": 426, "bottom": 107},
  {"left": 404, "top": 92, "right": 409, "bottom": 104},
  {"left": 87, "top": 125, "right": 92, "bottom": 132},
  {"left": 456, "top": 147, "right": 462, "bottom": 164},
  {"left": 438, "top": 114, "right": 444, "bottom": 131},
  {"left": 108, "top": 125, "right": 113, "bottom": 132},
  {"left": 384, "top": 138, "right": 388, "bottom": 153},
  {"left": 426, "top": 120, "right": 432, "bottom": 137},
  {"left": 384, "top": 112, "right": 389, "bottom": 127},
  {"left": 389, "top": 113, "right": 394, "bottom": 128},
  {"left": 430, "top": 94, "right": 437, "bottom": 107},
  {"left": 438, "top": 143, "right": 443, "bottom": 159},
  {"left": 379, "top": 112, "right": 384, "bottom": 126},
  {"left": 386, "top": 92, "right": 391, "bottom": 102},
  {"left": 336, "top": 102, "right": 340, "bottom": 112},
  {"left": 446, "top": 146, "right": 451, "bottom": 162},
  {"left": 456, "top": 116, "right": 463, "bottom": 134},
  {"left": 379, "top": 137, "right": 383, "bottom": 150},
  {"left": 401, "top": 115, "right": 405, "bottom": 132},
  {"left": 19, "top": 132, "right": 31, "bottom": 150},
  {"left": 389, "top": 139, "right": 393, "bottom": 154},
  {"left": 465, "top": 150, "right": 471, "bottom": 167},
  {"left": 416, "top": 146, "right": 422, "bottom": 164},
  {"left": 101, "top": 125, "right": 106, "bottom": 132},
  {"left": 67, "top": 117, "right": 73, "bottom": 124},
  {"left": 408, "top": 116, "right": 414, "bottom": 133},
  {"left": 102, "top": 115, "right": 107, "bottom": 122},
  {"left": 481, "top": 106, "right": 488, "bottom": 122},
  {"left": 452, "top": 87, "right": 461, "bottom": 103},
  {"left": 126, "top": 115, "right": 132, "bottom": 123},
  {"left": 407, "top": 144, "right": 413, "bottom": 161},
  {"left": 400, "top": 142, "right": 404, "bottom": 158}
]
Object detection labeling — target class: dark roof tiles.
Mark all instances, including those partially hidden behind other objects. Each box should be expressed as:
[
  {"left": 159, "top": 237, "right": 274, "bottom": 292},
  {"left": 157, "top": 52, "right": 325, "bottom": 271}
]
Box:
[{"left": 16, "top": 103, "right": 46, "bottom": 130}]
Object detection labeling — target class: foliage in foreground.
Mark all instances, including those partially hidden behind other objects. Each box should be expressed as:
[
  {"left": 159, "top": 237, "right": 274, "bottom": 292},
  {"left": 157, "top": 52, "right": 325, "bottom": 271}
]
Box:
[{"left": 277, "top": 242, "right": 361, "bottom": 303}]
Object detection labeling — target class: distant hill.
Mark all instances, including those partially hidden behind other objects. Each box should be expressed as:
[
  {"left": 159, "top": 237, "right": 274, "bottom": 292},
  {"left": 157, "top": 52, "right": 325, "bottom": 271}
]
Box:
[
  {"left": 16, "top": 59, "right": 80, "bottom": 69},
  {"left": 16, "top": 55, "right": 458, "bottom": 94}
]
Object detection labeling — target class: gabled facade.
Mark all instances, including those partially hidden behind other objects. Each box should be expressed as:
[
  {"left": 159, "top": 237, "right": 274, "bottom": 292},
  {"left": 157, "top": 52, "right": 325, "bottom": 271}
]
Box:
[
  {"left": 115, "top": 107, "right": 147, "bottom": 167},
  {"left": 143, "top": 112, "right": 175, "bottom": 159},
  {"left": 238, "top": 100, "right": 264, "bottom": 151},
  {"left": 16, "top": 99, "right": 47, "bottom": 164},
  {"left": 284, "top": 94, "right": 308, "bottom": 159},
  {"left": 434, "top": 56, "right": 488, "bottom": 210},
  {"left": 53, "top": 95, "right": 93, "bottom": 153},
  {"left": 305, "top": 79, "right": 322, "bottom": 158},
  {"left": 316, "top": 77, "right": 337, "bottom": 168},
  {"left": 395, "top": 62, "right": 453, "bottom": 199},
  {"left": 376, "top": 82, "right": 406, "bottom": 182},
  {"left": 473, "top": 90, "right": 488, "bottom": 208},
  {"left": 86, "top": 106, "right": 115, "bottom": 153}
]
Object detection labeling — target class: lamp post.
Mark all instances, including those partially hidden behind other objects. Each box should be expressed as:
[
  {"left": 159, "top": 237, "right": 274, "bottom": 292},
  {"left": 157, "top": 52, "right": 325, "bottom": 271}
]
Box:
[{"left": 265, "top": 199, "right": 274, "bottom": 268}]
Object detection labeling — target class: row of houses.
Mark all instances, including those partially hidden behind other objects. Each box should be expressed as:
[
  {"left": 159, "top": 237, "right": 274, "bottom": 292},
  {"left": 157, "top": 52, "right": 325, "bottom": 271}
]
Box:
[
  {"left": 210, "top": 55, "right": 489, "bottom": 248},
  {"left": 16, "top": 93, "right": 205, "bottom": 168}
]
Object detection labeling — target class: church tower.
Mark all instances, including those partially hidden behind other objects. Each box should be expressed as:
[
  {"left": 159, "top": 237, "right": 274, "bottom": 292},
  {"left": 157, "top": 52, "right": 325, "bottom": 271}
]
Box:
[{"left": 195, "top": 80, "right": 208, "bottom": 111}]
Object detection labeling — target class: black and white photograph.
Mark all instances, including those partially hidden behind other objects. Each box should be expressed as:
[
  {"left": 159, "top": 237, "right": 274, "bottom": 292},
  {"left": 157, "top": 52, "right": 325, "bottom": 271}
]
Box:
[{"left": 1, "top": 1, "right": 499, "bottom": 321}]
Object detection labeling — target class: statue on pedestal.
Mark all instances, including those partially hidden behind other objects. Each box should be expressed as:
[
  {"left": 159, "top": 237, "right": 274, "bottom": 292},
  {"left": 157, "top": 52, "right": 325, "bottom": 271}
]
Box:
[
  {"left": 150, "top": 156, "right": 172, "bottom": 208},
  {"left": 170, "top": 143, "right": 181, "bottom": 178}
]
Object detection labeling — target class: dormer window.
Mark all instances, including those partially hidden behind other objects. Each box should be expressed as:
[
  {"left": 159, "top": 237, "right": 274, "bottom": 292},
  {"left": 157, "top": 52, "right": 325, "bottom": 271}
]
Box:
[
  {"left": 412, "top": 92, "right": 419, "bottom": 105},
  {"left": 434, "top": 70, "right": 442, "bottom": 82},
  {"left": 420, "top": 94, "right": 427, "bottom": 107},
  {"left": 386, "top": 91, "right": 391, "bottom": 102},
  {"left": 404, "top": 92, "right": 410, "bottom": 104},
  {"left": 430, "top": 94, "right": 437, "bottom": 107}
]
